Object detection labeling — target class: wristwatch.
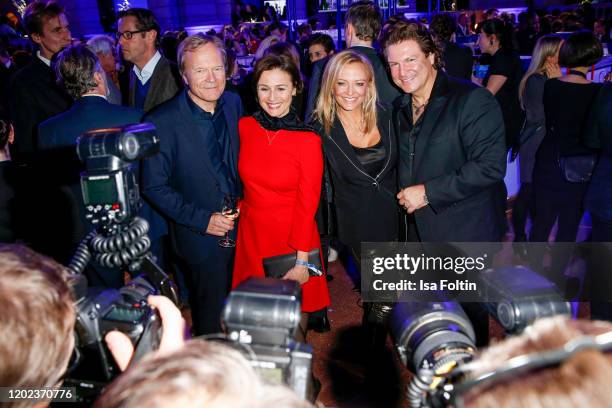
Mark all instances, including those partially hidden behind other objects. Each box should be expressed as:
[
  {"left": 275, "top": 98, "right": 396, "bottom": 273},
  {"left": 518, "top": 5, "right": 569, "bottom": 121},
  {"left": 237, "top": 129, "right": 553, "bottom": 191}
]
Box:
[{"left": 423, "top": 192, "right": 429, "bottom": 206}]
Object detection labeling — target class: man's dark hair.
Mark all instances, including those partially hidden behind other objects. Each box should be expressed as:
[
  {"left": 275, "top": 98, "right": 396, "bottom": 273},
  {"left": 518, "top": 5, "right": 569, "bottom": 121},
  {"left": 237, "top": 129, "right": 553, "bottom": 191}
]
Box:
[
  {"left": 559, "top": 30, "right": 603, "bottom": 68},
  {"left": 381, "top": 20, "right": 443, "bottom": 70},
  {"left": 54, "top": 44, "right": 101, "bottom": 99},
  {"left": 0, "top": 119, "right": 10, "bottom": 150},
  {"left": 345, "top": 1, "right": 382, "bottom": 42},
  {"left": 307, "top": 33, "right": 335, "bottom": 53},
  {"left": 23, "top": 0, "right": 64, "bottom": 36},
  {"left": 430, "top": 13, "right": 456, "bottom": 41},
  {"left": 117, "top": 8, "right": 160, "bottom": 47}
]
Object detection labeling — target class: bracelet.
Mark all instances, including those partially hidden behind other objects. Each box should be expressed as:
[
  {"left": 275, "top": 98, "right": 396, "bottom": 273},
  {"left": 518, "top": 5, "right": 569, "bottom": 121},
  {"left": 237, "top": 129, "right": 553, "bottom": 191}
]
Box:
[
  {"left": 423, "top": 192, "right": 429, "bottom": 206},
  {"left": 295, "top": 259, "right": 323, "bottom": 276}
]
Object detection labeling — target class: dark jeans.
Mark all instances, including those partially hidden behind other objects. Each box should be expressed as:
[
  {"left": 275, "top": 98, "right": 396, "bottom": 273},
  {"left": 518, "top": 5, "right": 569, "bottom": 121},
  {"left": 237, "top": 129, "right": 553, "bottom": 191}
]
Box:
[
  {"left": 512, "top": 182, "right": 533, "bottom": 241},
  {"left": 530, "top": 185, "right": 587, "bottom": 287}
]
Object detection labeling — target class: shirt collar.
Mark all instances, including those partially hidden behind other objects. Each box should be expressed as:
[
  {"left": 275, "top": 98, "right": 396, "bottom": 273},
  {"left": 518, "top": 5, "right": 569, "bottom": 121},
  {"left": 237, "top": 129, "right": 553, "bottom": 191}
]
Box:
[
  {"left": 133, "top": 51, "right": 161, "bottom": 85},
  {"left": 81, "top": 94, "right": 108, "bottom": 101},
  {"left": 186, "top": 90, "right": 225, "bottom": 120},
  {"left": 37, "top": 50, "right": 51, "bottom": 67}
]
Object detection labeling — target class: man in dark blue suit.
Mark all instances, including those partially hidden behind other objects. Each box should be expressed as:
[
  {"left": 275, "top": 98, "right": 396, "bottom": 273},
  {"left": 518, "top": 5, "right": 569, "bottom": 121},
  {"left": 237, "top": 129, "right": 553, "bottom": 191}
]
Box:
[
  {"left": 38, "top": 45, "right": 142, "bottom": 286},
  {"left": 142, "top": 34, "right": 242, "bottom": 335}
]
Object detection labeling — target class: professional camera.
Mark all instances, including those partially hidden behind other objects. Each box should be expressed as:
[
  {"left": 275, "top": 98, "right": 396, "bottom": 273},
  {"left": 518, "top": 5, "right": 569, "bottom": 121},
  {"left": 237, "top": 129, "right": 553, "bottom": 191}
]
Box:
[
  {"left": 220, "top": 277, "right": 315, "bottom": 402},
  {"left": 64, "top": 124, "right": 178, "bottom": 402},
  {"left": 479, "top": 266, "right": 571, "bottom": 334},
  {"left": 390, "top": 301, "right": 477, "bottom": 408}
]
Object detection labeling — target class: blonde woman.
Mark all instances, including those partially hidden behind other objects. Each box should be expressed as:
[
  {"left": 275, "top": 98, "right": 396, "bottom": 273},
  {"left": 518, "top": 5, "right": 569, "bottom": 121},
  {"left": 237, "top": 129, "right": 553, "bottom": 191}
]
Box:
[
  {"left": 512, "top": 35, "right": 563, "bottom": 256},
  {"left": 312, "top": 50, "right": 399, "bottom": 369},
  {"left": 313, "top": 49, "right": 398, "bottom": 262}
]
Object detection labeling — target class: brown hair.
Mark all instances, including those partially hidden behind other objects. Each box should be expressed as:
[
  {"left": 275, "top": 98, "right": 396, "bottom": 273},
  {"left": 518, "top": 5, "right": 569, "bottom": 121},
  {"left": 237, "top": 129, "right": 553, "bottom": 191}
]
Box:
[
  {"left": 252, "top": 54, "right": 304, "bottom": 94},
  {"left": 381, "top": 20, "right": 443, "bottom": 70},
  {"left": 0, "top": 244, "right": 75, "bottom": 399},
  {"left": 345, "top": 1, "right": 382, "bottom": 42},
  {"left": 313, "top": 50, "right": 377, "bottom": 136},
  {"left": 95, "top": 339, "right": 314, "bottom": 408},
  {"left": 23, "top": 0, "right": 64, "bottom": 36},
  {"left": 463, "top": 317, "right": 612, "bottom": 408}
]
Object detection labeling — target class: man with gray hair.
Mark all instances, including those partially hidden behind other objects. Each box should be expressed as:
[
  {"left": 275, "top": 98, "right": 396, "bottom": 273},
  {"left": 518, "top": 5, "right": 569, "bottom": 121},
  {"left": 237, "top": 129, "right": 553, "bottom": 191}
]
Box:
[
  {"left": 37, "top": 44, "right": 142, "bottom": 286},
  {"left": 142, "top": 34, "right": 243, "bottom": 335},
  {"left": 87, "top": 34, "right": 122, "bottom": 105}
]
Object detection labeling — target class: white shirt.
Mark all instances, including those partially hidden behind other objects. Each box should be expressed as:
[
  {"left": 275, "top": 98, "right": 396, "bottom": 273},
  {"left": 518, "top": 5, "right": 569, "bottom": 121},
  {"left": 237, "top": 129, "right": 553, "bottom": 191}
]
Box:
[
  {"left": 81, "top": 94, "right": 108, "bottom": 101},
  {"left": 37, "top": 50, "right": 51, "bottom": 67},
  {"left": 133, "top": 51, "right": 161, "bottom": 85}
]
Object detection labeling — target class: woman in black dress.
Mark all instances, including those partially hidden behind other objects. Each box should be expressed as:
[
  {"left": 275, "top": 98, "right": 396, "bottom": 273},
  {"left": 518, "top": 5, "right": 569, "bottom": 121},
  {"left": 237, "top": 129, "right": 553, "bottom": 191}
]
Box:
[
  {"left": 312, "top": 50, "right": 399, "bottom": 379},
  {"left": 530, "top": 31, "right": 603, "bottom": 279},
  {"left": 312, "top": 49, "right": 399, "bottom": 262},
  {"left": 478, "top": 18, "right": 524, "bottom": 149},
  {"left": 512, "top": 35, "right": 563, "bottom": 256}
]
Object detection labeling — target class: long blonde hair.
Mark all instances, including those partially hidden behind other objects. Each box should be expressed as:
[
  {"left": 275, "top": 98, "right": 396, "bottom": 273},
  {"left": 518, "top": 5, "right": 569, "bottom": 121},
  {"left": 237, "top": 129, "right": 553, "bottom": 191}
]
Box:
[
  {"left": 519, "top": 35, "right": 563, "bottom": 109},
  {"left": 313, "top": 50, "right": 378, "bottom": 136}
]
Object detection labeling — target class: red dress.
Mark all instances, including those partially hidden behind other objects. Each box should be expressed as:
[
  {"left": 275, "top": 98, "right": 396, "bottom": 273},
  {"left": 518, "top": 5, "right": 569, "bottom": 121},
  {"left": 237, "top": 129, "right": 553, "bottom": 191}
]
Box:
[{"left": 232, "top": 116, "right": 330, "bottom": 312}]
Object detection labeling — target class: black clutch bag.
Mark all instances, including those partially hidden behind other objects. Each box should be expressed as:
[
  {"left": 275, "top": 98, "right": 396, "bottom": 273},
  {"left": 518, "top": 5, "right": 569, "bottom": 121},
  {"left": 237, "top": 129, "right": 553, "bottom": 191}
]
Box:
[{"left": 263, "top": 249, "right": 323, "bottom": 279}]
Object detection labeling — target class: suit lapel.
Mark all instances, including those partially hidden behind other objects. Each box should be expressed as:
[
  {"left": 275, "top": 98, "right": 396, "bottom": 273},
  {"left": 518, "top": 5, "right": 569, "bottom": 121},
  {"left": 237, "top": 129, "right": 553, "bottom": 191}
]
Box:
[
  {"left": 221, "top": 93, "right": 239, "bottom": 173},
  {"left": 329, "top": 116, "right": 371, "bottom": 178},
  {"left": 145, "top": 57, "right": 167, "bottom": 112},
  {"left": 412, "top": 72, "right": 451, "bottom": 175}
]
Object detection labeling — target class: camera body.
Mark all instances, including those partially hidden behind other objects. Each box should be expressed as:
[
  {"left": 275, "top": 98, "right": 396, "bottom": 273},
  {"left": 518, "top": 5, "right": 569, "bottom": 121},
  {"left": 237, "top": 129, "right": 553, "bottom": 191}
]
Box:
[
  {"left": 66, "top": 124, "right": 173, "bottom": 402},
  {"left": 77, "top": 123, "right": 158, "bottom": 231},
  {"left": 222, "top": 278, "right": 315, "bottom": 401}
]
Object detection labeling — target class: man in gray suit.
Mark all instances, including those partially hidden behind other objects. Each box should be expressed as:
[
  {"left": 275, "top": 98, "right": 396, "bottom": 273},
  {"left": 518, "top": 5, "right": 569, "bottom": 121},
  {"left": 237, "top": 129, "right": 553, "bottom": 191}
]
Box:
[{"left": 117, "top": 8, "right": 182, "bottom": 113}]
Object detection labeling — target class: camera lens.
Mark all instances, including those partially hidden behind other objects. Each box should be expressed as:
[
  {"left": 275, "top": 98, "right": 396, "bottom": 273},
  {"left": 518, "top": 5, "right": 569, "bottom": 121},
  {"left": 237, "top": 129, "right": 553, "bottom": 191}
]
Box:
[{"left": 391, "top": 301, "right": 476, "bottom": 372}]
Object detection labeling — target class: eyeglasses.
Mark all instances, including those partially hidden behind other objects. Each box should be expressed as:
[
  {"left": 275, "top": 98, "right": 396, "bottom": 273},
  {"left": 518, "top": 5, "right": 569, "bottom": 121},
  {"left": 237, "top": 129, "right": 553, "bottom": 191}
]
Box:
[{"left": 116, "top": 29, "right": 148, "bottom": 40}]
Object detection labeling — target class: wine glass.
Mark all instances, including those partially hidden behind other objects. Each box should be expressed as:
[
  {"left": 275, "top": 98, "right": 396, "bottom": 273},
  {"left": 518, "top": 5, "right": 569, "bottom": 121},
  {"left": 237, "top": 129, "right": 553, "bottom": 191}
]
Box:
[{"left": 219, "top": 195, "right": 240, "bottom": 248}]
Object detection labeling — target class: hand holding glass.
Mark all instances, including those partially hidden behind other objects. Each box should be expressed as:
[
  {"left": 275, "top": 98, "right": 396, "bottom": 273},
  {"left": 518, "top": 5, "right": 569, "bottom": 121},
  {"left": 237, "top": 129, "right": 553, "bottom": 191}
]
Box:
[{"left": 219, "top": 195, "right": 240, "bottom": 248}]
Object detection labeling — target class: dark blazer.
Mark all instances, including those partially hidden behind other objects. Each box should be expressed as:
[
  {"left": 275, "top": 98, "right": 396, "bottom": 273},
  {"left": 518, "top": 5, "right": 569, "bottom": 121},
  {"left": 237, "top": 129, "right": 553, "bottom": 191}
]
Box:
[
  {"left": 441, "top": 40, "right": 473, "bottom": 81},
  {"left": 0, "top": 62, "right": 17, "bottom": 117},
  {"left": 315, "top": 105, "right": 399, "bottom": 254},
  {"left": 37, "top": 96, "right": 143, "bottom": 253},
  {"left": 305, "top": 45, "right": 402, "bottom": 120},
  {"left": 142, "top": 90, "right": 243, "bottom": 263},
  {"left": 128, "top": 55, "right": 183, "bottom": 113},
  {"left": 8, "top": 56, "right": 72, "bottom": 162},
  {"left": 584, "top": 84, "right": 612, "bottom": 221},
  {"left": 393, "top": 72, "right": 507, "bottom": 242}
]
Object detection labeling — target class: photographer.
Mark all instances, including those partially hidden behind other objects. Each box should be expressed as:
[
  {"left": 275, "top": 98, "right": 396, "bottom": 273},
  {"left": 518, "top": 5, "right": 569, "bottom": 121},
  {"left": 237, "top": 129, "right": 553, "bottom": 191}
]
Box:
[
  {"left": 95, "top": 339, "right": 313, "bottom": 408},
  {"left": 0, "top": 244, "right": 74, "bottom": 406},
  {"left": 460, "top": 316, "right": 612, "bottom": 407},
  {"left": 0, "top": 243, "right": 185, "bottom": 407}
]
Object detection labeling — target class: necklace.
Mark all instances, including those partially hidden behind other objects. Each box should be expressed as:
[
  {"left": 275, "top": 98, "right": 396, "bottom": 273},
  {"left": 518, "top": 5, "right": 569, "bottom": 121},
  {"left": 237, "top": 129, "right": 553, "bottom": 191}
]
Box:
[
  {"left": 264, "top": 127, "right": 281, "bottom": 145},
  {"left": 338, "top": 114, "right": 367, "bottom": 146},
  {"left": 411, "top": 98, "right": 429, "bottom": 117}
]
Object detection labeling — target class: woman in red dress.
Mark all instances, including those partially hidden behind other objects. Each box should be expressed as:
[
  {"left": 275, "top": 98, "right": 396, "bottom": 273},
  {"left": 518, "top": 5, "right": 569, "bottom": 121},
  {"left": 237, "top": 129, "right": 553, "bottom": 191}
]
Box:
[{"left": 232, "top": 55, "right": 330, "bottom": 337}]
